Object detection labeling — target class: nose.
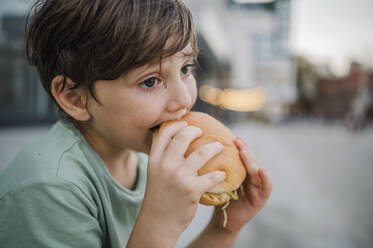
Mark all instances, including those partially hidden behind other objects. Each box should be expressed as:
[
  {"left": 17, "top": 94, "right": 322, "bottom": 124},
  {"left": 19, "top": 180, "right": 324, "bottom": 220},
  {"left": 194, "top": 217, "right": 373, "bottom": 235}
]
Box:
[{"left": 166, "top": 78, "right": 192, "bottom": 113}]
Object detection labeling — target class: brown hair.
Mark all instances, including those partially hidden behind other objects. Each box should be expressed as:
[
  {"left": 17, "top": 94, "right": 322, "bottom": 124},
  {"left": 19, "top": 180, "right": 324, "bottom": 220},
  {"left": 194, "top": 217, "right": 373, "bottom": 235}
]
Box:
[{"left": 26, "top": 0, "right": 198, "bottom": 120}]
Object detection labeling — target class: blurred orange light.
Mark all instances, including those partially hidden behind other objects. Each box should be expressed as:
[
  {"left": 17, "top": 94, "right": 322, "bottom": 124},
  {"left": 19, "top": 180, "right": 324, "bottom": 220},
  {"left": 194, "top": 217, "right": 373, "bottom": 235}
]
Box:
[
  {"left": 198, "top": 85, "right": 267, "bottom": 112},
  {"left": 199, "top": 85, "right": 222, "bottom": 105}
]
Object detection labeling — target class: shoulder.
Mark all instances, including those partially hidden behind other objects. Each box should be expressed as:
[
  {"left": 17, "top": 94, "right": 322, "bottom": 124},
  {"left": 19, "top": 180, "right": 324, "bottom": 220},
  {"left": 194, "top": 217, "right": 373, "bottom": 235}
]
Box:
[
  {"left": 0, "top": 178, "right": 102, "bottom": 247},
  {"left": 0, "top": 177, "right": 96, "bottom": 211},
  {"left": 0, "top": 121, "right": 97, "bottom": 200}
]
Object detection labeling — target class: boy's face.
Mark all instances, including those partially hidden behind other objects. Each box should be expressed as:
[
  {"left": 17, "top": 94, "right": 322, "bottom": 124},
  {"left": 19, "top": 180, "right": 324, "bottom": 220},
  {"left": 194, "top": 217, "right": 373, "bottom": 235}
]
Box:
[{"left": 82, "top": 44, "right": 197, "bottom": 154}]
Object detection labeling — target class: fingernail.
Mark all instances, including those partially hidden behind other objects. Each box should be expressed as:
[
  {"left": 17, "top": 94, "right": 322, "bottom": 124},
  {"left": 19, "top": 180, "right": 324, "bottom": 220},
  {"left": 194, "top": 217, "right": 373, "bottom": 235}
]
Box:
[
  {"left": 195, "top": 126, "right": 202, "bottom": 135},
  {"left": 188, "top": 126, "right": 202, "bottom": 136},
  {"left": 177, "top": 109, "right": 187, "bottom": 119},
  {"left": 217, "top": 171, "right": 226, "bottom": 179},
  {"left": 235, "top": 138, "right": 243, "bottom": 145},
  {"left": 214, "top": 142, "right": 223, "bottom": 149}
]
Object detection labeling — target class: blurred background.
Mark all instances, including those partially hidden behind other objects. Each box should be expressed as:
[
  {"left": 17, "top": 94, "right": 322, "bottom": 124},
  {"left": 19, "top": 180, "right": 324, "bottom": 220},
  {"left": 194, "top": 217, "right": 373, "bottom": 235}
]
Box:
[{"left": 0, "top": 0, "right": 372, "bottom": 247}]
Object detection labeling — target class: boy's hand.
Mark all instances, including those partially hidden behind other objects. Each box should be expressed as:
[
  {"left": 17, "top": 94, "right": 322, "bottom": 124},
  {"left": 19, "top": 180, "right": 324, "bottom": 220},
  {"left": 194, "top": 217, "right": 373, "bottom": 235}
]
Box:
[
  {"left": 139, "top": 121, "right": 225, "bottom": 244},
  {"left": 211, "top": 136, "right": 272, "bottom": 233}
]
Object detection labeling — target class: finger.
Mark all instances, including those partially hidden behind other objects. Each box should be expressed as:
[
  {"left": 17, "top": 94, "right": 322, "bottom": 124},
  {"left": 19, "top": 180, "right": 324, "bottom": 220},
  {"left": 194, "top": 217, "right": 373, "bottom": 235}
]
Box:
[
  {"left": 258, "top": 168, "right": 272, "bottom": 198},
  {"left": 234, "top": 137, "right": 245, "bottom": 151},
  {"left": 238, "top": 136, "right": 249, "bottom": 148},
  {"left": 163, "top": 125, "right": 202, "bottom": 163},
  {"left": 183, "top": 142, "right": 223, "bottom": 173},
  {"left": 235, "top": 137, "right": 259, "bottom": 169},
  {"left": 194, "top": 171, "right": 226, "bottom": 193},
  {"left": 236, "top": 138, "right": 261, "bottom": 186},
  {"left": 239, "top": 150, "right": 261, "bottom": 187},
  {"left": 235, "top": 138, "right": 258, "bottom": 166},
  {"left": 150, "top": 121, "right": 187, "bottom": 161}
]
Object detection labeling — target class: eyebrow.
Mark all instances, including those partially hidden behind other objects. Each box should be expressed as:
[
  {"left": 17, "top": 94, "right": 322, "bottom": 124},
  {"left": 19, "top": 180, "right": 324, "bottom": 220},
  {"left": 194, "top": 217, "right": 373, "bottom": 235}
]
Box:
[{"left": 181, "top": 49, "right": 198, "bottom": 58}]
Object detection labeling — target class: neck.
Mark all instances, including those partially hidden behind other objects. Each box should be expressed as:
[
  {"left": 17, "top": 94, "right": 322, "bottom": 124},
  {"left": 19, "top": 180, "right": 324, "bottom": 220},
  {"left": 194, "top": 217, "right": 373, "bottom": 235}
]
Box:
[
  {"left": 74, "top": 121, "right": 129, "bottom": 162},
  {"left": 74, "top": 121, "right": 138, "bottom": 189}
]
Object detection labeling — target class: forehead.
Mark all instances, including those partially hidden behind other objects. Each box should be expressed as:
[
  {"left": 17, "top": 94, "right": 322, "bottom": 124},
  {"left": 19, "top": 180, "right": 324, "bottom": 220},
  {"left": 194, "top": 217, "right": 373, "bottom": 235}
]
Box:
[{"left": 166, "top": 43, "right": 196, "bottom": 60}]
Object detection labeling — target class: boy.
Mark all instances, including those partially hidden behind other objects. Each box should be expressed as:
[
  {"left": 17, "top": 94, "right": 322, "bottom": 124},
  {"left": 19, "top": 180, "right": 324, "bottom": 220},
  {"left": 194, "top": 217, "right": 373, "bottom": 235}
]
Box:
[{"left": 0, "top": 0, "right": 272, "bottom": 247}]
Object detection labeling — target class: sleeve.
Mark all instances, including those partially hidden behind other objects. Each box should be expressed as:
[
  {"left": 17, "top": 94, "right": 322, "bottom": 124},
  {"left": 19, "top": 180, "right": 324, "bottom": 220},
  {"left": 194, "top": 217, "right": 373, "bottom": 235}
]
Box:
[{"left": 0, "top": 179, "right": 103, "bottom": 248}]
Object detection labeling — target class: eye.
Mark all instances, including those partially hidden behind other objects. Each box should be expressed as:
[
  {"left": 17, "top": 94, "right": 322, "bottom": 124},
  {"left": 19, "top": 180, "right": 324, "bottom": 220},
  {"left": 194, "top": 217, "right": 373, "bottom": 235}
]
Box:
[
  {"left": 139, "top": 77, "right": 162, "bottom": 89},
  {"left": 180, "top": 63, "right": 197, "bottom": 76}
]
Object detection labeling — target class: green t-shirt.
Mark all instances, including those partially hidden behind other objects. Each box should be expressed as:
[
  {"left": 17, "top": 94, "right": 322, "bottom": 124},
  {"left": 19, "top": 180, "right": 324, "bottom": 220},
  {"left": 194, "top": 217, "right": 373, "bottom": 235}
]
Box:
[{"left": 0, "top": 121, "right": 148, "bottom": 248}]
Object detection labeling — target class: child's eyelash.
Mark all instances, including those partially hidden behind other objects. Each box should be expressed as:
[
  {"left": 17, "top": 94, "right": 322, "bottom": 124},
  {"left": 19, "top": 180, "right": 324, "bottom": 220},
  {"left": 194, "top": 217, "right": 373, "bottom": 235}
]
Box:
[
  {"left": 139, "top": 61, "right": 198, "bottom": 92},
  {"left": 186, "top": 62, "right": 197, "bottom": 67},
  {"left": 186, "top": 61, "right": 198, "bottom": 68},
  {"left": 182, "top": 62, "right": 198, "bottom": 74},
  {"left": 138, "top": 77, "right": 163, "bottom": 91}
]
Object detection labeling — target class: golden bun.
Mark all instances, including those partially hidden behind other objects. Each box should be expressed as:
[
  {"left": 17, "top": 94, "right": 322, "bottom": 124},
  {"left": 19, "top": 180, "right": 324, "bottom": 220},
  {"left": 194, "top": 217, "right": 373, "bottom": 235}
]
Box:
[{"left": 152, "top": 111, "right": 246, "bottom": 206}]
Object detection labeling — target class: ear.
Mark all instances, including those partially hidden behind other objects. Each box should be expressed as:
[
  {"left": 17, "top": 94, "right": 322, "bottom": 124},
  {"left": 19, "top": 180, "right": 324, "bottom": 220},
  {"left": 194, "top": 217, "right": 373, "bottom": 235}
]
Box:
[{"left": 51, "top": 76, "right": 91, "bottom": 121}]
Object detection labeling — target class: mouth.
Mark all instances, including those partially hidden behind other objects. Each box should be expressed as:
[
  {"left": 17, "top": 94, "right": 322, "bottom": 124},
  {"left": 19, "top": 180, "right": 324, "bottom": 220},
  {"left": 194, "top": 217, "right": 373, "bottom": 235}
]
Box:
[
  {"left": 149, "top": 109, "right": 187, "bottom": 133},
  {"left": 149, "top": 124, "right": 161, "bottom": 133},
  {"left": 149, "top": 110, "right": 188, "bottom": 134}
]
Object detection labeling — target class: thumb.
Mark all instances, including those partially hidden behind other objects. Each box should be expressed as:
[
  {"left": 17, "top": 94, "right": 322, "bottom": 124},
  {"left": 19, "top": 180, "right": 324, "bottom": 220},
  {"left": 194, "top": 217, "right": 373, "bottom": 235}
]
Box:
[{"left": 196, "top": 171, "right": 226, "bottom": 193}]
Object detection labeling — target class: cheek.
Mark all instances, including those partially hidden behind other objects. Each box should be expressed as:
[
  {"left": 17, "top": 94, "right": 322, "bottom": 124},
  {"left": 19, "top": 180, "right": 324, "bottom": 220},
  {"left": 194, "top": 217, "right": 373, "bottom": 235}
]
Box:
[
  {"left": 187, "top": 77, "right": 197, "bottom": 108},
  {"left": 126, "top": 97, "right": 162, "bottom": 128},
  {"left": 135, "top": 110, "right": 159, "bottom": 128}
]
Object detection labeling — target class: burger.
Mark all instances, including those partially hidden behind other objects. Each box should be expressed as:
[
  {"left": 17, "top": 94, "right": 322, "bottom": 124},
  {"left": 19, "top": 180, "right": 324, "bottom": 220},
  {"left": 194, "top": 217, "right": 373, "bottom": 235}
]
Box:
[{"left": 152, "top": 111, "right": 247, "bottom": 226}]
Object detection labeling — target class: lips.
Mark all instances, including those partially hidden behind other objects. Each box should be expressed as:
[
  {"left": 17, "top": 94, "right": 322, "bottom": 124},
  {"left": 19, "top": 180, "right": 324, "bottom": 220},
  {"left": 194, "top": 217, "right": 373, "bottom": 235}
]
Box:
[
  {"left": 149, "top": 124, "right": 161, "bottom": 133},
  {"left": 149, "top": 109, "right": 188, "bottom": 133}
]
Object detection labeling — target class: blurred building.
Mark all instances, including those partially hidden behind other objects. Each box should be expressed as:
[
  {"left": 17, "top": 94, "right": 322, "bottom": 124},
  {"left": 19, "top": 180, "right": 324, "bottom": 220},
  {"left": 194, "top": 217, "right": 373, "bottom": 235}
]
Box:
[
  {"left": 293, "top": 57, "right": 373, "bottom": 125},
  {"left": 0, "top": 14, "right": 58, "bottom": 126},
  {"left": 366, "top": 71, "right": 373, "bottom": 121},
  {"left": 186, "top": 0, "right": 296, "bottom": 122},
  {"left": 315, "top": 65, "right": 360, "bottom": 119},
  {"left": 314, "top": 62, "right": 373, "bottom": 122}
]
